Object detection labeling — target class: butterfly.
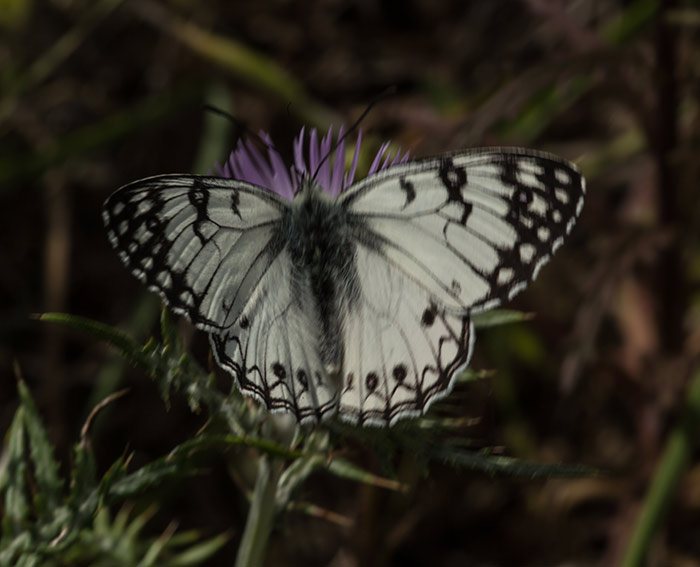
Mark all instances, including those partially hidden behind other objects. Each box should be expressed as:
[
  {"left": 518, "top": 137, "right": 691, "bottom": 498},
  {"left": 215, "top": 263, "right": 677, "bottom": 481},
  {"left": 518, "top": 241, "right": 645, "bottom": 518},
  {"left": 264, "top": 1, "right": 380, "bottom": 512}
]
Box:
[{"left": 103, "top": 132, "right": 584, "bottom": 427}]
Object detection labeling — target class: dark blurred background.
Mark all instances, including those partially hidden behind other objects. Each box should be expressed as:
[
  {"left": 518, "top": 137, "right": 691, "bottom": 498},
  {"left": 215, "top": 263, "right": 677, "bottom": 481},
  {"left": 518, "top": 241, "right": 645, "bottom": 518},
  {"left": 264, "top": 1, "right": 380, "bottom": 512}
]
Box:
[{"left": 2, "top": 1, "right": 699, "bottom": 565}]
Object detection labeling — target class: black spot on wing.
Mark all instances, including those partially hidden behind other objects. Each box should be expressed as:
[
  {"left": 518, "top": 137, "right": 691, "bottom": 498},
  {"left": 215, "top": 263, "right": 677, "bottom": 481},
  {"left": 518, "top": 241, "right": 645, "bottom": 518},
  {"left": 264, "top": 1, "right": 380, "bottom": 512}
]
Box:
[
  {"left": 210, "top": 331, "right": 338, "bottom": 425},
  {"left": 345, "top": 372, "right": 355, "bottom": 391},
  {"left": 399, "top": 176, "right": 416, "bottom": 208},
  {"left": 392, "top": 364, "right": 407, "bottom": 383},
  {"left": 348, "top": 310, "right": 474, "bottom": 427},
  {"left": 272, "top": 362, "right": 286, "bottom": 379},
  {"left": 296, "top": 369, "right": 309, "bottom": 391},
  {"left": 365, "top": 372, "right": 379, "bottom": 392},
  {"left": 231, "top": 189, "right": 242, "bottom": 220},
  {"left": 421, "top": 304, "right": 437, "bottom": 327},
  {"left": 188, "top": 179, "right": 211, "bottom": 247}
]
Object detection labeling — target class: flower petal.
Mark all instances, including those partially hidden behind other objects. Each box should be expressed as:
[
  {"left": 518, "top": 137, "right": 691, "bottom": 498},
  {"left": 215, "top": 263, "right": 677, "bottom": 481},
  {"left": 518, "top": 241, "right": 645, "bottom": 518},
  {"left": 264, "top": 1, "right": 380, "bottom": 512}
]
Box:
[
  {"left": 343, "top": 129, "right": 362, "bottom": 189},
  {"left": 368, "top": 141, "right": 390, "bottom": 175},
  {"left": 213, "top": 124, "right": 409, "bottom": 200},
  {"left": 309, "top": 128, "right": 320, "bottom": 177},
  {"left": 316, "top": 125, "right": 333, "bottom": 192},
  {"left": 328, "top": 125, "right": 345, "bottom": 197}
]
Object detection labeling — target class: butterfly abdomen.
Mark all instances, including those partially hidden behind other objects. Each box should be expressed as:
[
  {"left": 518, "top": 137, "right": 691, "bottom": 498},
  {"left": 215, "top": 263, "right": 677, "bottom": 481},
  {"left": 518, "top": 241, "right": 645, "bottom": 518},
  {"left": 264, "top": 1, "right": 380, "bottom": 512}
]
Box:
[{"left": 285, "top": 183, "right": 360, "bottom": 378}]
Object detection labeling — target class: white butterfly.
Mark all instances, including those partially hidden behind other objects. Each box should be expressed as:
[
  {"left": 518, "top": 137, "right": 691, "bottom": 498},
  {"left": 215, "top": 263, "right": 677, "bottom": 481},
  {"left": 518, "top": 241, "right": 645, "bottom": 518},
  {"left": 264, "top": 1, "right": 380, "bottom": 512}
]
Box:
[{"left": 103, "top": 130, "right": 584, "bottom": 426}]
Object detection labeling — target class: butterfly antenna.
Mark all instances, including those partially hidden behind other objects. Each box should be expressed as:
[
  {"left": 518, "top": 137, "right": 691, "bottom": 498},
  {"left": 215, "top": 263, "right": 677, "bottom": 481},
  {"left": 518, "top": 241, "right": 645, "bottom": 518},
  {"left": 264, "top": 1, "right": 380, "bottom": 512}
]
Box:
[
  {"left": 310, "top": 86, "right": 398, "bottom": 182},
  {"left": 291, "top": 163, "right": 304, "bottom": 190},
  {"left": 202, "top": 104, "right": 276, "bottom": 154}
]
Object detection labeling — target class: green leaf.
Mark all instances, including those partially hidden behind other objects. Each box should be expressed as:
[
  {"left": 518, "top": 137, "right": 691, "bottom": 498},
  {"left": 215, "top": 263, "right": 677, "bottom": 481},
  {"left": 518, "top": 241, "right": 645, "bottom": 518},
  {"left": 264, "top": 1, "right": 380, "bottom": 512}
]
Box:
[
  {"left": 17, "top": 381, "right": 63, "bottom": 515},
  {"left": 431, "top": 444, "right": 597, "bottom": 478},
  {"left": 123, "top": 505, "right": 157, "bottom": 543},
  {"left": 38, "top": 313, "right": 145, "bottom": 366},
  {"left": 98, "top": 456, "right": 129, "bottom": 504},
  {"left": 276, "top": 454, "right": 321, "bottom": 508},
  {"left": 138, "top": 520, "right": 173, "bottom": 567},
  {"left": 472, "top": 309, "right": 534, "bottom": 329},
  {"left": 166, "top": 433, "right": 305, "bottom": 464},
  {"left": 107, "top": 462, "right": 196, "bottom": 499},
  {"left": 163, "top": 532, "right": 230, "bottom": 566},
  {"left": 15, "top": 552, "right": 42, "bottom": 567},
  {"left": 285, "top": 501, "right": 352, "bottom": 527},
  {"left": 2, "top": 406, "right": 29, "bottom": 535},
  {"left": 68, "top": 447, "right": 99, "bottom": 528},
  {"left": 159, "top": 307, "right": 181, "bottom": 355},
  {"left": 0, "top": 532, "right": 32, "bottom": 567},
  {"left": 326, "top": 457, "right": 407, "bottom": 492}
]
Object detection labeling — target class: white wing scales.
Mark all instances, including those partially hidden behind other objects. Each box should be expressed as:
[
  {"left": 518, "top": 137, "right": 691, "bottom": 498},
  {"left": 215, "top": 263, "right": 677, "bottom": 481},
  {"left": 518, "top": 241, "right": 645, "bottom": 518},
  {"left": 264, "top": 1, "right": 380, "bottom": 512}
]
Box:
[{"left": 339, "top": 243, "right": 473, "bottom": 425}]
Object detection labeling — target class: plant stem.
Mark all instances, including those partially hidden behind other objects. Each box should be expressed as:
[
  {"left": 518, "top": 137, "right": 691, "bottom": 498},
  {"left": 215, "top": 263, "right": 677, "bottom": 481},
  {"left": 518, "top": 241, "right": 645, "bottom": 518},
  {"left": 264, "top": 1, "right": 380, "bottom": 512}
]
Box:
[
  {"left": 234, "top": 455, "right": 282, "bottom": 567},
  {"left": 620, "top": 367, "right": 700, "bottom": 567}
]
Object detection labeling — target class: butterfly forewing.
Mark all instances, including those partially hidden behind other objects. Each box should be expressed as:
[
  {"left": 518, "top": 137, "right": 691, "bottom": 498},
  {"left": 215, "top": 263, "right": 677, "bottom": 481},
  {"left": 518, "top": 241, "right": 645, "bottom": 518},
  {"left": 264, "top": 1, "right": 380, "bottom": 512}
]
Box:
[
  {"left": 340, "top": 149, "right": 585, "bottom": 313},
  {"left": 103, "top": 175, "right": 288, "bottom": 332}
]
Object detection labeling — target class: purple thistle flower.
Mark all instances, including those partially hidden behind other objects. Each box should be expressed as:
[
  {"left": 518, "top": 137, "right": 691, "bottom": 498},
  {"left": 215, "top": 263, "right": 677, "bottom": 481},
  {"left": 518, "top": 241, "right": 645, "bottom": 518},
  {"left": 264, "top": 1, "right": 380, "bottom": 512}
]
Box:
[{"left": 214, "top": 125, "right": 410, "bottom": 200}]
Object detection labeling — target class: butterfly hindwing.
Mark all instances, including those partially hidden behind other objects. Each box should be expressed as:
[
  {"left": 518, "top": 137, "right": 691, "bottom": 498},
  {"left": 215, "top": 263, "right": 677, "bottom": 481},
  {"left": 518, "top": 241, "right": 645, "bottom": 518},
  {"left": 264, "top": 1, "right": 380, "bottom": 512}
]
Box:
[
  {"left": 339, "top": 242, "right": 474, "bottom": 425},
  {"left": 341, "top": 148, "right": 585, "bottom": 313},
  {"left": 103, "top": 175, "right": 288, "bottom": 332},
  {"left": 210, "top": 249, "right": 339, "bottom": 423}
]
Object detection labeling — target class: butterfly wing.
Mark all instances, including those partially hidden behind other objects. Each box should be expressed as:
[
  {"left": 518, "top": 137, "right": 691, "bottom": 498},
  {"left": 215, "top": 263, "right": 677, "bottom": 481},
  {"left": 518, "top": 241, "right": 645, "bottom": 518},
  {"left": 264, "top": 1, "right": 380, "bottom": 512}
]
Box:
[
  {"left": 335, "top": 149, "right": 584, "bottom": 424},
  {"left": 209, "top": 251, "right": 339, "bottom": 423},
  {"left": 338, "top": 242, "right": 473, "bottom": 425},
  {"left": 103, "top": 174, "right": 288, "bottom": 333},
  {"left": 340, "top": 148, "right": 585, "bottom": 313},
  {"left": 104, "top": 174, "right": 338, "bottom": 421}
]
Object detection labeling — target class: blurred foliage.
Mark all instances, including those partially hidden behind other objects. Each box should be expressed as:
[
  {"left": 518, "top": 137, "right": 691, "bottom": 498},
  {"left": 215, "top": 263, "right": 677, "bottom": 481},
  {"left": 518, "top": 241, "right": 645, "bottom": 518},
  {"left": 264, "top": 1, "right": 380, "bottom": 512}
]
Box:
[
  {"left": 0, "top": 308, "right": 591, "bottom": 565},
  {"left": 0, "top": 380, "right": 228, "bottom": 566},
  {"left": 1, "top": 0, "right": 700, "bottom": 566}
]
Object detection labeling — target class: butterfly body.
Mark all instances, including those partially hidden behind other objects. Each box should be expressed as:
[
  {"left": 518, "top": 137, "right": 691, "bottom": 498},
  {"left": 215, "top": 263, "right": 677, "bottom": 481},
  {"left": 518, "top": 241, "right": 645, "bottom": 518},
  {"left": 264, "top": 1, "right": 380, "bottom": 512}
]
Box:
[
  {"left": 104, "top": 146, "right": 584, "bottom": 426},
  {"left": 284, "top": 180, "right": 357, "bottom": 381}
]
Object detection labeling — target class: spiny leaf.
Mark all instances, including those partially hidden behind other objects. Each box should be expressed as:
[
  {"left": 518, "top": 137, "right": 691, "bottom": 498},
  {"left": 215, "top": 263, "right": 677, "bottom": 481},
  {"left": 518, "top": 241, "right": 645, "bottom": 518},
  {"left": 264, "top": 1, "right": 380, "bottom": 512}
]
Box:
[
  {"left": 326, "top": 457, "right": 407, "bottom": 492},
  {"left": 286, "top": 501, "right": 352, "bottom": 527},
  {"left": 166, "top": 433, "right": 303, "bottom": 462},
  {"left": 431, "top": 444, "right": 597, "bottom": 478},
  {"left": 2, "top": 407, "right": 29, "bottom": 535},
  {"left": 17, "top": 381, "right": 63, "bottom": 514},
  {"left": 38, "top": 313, "right": 145, "bottom": 365},
  {"left": 107, "top": 462, "right": 197, "bottom": 499}
]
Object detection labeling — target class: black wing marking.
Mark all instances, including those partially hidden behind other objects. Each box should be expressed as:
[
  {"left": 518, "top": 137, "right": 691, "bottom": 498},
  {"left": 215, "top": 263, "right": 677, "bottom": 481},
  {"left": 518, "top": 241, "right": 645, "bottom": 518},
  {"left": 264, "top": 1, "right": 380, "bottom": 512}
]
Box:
[
  {"left": 340, "top": 148, "right": 584, "bottom": 314},
  {"left": 103, "top": 174, "right": 289, "bottom": 332}
]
